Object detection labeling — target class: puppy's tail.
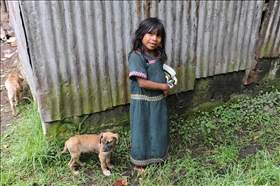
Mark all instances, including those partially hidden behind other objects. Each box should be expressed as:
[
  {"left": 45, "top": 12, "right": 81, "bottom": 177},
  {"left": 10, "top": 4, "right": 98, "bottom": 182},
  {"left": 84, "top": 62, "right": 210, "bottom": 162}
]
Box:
[{"left": 56, "top": 144, "right": 67, "bottom": 154}]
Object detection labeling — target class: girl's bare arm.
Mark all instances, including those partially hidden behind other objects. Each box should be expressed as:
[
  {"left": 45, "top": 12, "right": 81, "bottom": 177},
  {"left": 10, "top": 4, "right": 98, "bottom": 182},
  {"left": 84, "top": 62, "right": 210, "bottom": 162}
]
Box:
[{"left": 136, "top": 77, "right": 170, "bottom": 97}]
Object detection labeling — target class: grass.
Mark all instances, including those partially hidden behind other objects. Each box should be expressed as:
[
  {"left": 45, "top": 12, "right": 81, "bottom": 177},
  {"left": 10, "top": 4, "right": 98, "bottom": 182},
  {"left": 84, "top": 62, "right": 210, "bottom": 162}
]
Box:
[{"left": 1, "top": 90, "right": 280, "bottom": 186}]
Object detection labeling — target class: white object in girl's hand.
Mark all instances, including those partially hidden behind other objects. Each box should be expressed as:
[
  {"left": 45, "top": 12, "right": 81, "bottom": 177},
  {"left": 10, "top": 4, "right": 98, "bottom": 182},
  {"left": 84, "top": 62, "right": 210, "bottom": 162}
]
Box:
[{"left": 163, "top": 64, "right": 177, "bottom": 88}]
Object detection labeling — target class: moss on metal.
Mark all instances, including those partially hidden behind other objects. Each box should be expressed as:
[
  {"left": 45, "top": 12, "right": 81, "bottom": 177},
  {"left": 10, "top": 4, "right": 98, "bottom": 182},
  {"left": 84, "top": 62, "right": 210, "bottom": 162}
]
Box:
[
  {"left": 259, "top": 37, "right": 276, "bottom": 58},
  {"left": 45, "top": 105, "right": 130, "bottom": 139},
  {"left": 44, "top": 59, "right": 279, "bottom": 138}
]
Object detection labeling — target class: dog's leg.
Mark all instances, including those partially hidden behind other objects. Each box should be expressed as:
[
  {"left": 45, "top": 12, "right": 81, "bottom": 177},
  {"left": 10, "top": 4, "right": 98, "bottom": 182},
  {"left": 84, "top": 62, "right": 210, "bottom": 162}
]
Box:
[
  {"left": 15, "top": 90, "right": 20, "bottom": 106},
  {"left": 8, "top": 96, "right": 16, "bottom": 116},
  {"left": 106, "top": 153, "right": 114, "bottom": 169},
  {"left": 99, "top": 154, "right": 111, "bottom": 176},
  {"left": 76, "top": 158, "right": 86, "bottom": 167},
  {"left": 68, "top": 156, "right": 79, "bottom": 175},
  {"left": 69, "top": 149, "right": 85, "bottom": 167}
]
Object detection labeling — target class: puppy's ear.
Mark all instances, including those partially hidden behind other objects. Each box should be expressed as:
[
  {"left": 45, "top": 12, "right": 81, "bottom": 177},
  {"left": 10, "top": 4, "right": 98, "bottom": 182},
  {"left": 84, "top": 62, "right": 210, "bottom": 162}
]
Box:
[
  {"left": 99, "top": 133, "right": 104, "bottom": 144},
  {"left": 113, "top": 133, "right": 119, "bottom": 143}
]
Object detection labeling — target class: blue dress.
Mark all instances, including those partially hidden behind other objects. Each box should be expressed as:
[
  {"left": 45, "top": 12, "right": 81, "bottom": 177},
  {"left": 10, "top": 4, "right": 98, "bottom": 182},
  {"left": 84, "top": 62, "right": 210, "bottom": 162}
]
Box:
[{"left": 128, "top": 50, "right": 170, "bottom": 166}]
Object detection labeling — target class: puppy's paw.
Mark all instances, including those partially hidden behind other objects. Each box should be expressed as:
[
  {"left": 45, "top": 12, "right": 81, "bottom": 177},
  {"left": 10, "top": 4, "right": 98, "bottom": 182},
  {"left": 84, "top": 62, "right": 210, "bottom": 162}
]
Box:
[
  {"left": 80, "top": 162, "right": 86, "bottom": 166},
  {"left": 103, "top": 170, "right": 111, "bottom": 176},
  {"left": 74, "top": 170, "right": 79, "bottom": 175},
  {"left": 107, "top": 163, "right": 114, "bottom": 169}
]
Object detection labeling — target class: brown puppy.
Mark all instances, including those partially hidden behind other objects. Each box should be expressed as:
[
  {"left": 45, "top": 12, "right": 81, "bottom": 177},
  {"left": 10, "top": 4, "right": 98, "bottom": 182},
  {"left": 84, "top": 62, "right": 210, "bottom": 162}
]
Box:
[
  {"left": 57, "top": 132, "right": 119, "bottom": 176},
  {"left": 4, "top": 74, "right": 23, "bottom": 116}
]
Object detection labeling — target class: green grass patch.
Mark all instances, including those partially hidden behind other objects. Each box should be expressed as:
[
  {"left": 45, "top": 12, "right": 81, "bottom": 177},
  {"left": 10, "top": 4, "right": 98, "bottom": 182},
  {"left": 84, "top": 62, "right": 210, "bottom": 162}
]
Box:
[{"left": 1, "top": 90, "right": 280, "bottom": 185}]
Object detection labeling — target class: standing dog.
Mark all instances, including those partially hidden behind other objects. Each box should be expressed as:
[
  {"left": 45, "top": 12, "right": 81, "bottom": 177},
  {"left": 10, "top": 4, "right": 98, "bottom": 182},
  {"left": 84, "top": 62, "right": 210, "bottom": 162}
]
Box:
[
  {"left": 4, "top": 74, "right": 23, "bottom": 116},
  {"left": 57, "top": 132, "right": 119, "bottom": 176}
]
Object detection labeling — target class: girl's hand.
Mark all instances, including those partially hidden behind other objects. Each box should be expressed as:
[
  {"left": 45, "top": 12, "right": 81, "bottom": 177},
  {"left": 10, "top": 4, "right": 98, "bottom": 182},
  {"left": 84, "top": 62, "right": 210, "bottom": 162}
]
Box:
[
  {"left": 136, "top": 77, "right": 171, "bottom": 97},
  {"left": 163, "top": 84, "right": 170, "bottom": 97}
]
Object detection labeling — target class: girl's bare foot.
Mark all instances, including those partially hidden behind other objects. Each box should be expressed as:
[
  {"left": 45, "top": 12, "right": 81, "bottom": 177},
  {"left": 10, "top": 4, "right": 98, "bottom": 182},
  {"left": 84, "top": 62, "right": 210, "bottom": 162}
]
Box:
[{"left": 133, "top": 166, "right": 145, "bottom": 172}]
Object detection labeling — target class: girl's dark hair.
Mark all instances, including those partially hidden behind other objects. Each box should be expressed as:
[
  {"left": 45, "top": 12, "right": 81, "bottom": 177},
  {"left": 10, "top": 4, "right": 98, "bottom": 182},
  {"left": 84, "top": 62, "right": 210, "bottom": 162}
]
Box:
[{"left": 128, "top": 17, "right": 167, "bottom": 62}]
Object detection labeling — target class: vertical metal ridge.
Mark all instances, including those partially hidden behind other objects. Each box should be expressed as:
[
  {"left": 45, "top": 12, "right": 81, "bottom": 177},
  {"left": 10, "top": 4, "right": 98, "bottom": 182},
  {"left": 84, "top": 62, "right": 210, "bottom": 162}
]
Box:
[
  {"left": 11, "top": 1, "right": 272, "bottom": 122},
  {"left": 257, "top": 1, "right": 280, "bottom": 58}
]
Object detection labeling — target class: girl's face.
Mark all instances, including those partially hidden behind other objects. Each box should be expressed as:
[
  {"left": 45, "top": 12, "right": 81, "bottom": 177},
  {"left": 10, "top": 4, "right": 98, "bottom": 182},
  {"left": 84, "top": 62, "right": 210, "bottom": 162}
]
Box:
[{"left": 141, "top": 30, "right": 162, "bottom": 55}]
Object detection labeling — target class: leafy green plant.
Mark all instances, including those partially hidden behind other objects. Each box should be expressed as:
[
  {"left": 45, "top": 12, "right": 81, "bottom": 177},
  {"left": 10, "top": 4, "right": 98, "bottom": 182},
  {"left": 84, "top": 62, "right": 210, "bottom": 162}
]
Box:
[
  {"left": 1, "top": 90, "right": 280, "bottom": 185},
  {"left": 207, "top": 146, "right": 239, "bottom": 169}
]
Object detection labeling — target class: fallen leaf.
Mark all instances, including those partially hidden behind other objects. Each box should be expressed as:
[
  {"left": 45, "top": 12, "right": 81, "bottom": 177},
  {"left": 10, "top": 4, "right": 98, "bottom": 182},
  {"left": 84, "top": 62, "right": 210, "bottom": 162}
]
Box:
[
  {"left": 253, "top": 131, "right": 264, "bottom": 141},
  {"left": 114, "top": 180, "right": 122, "bottom": 186},
  {"left": 114, "top": 176, "right": 128, "bottom": 186}
]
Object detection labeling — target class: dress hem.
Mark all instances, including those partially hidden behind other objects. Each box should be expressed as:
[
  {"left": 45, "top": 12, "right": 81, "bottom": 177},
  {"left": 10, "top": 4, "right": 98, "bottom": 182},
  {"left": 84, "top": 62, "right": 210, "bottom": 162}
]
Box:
[{"left": 130, "top": 146, "right": 170, "bottom": 166}]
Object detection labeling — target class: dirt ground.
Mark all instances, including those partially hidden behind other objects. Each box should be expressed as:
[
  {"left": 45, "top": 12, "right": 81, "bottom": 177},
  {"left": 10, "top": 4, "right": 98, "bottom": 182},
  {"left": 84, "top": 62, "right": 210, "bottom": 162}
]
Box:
[{"left": 0, "top": 4, "right": 26, "bottom": 132}]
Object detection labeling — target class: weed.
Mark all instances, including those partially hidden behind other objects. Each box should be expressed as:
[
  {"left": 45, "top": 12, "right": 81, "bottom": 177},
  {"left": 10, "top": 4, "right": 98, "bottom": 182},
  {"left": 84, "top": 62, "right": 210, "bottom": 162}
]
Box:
[{"left": 1, "top": 90, "right": 280, "bottom": 185}]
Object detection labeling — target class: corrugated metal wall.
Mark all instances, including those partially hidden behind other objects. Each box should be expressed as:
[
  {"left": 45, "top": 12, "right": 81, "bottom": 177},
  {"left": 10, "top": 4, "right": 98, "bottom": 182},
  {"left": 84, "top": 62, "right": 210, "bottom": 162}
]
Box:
[
  {"left": 256, "top": 0, "right": 280, "bottom": 58},
  {"left": 196, "top": 1, "right": 263, "bottom": 78},
  {"left": 12, "top": 1, "right": 267, "bottom": 123}
]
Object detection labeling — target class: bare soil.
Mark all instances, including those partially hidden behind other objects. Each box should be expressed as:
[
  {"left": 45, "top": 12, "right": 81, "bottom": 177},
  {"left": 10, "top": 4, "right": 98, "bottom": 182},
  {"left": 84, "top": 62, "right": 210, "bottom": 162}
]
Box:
[
  {"left": 1, "top": 4, "right": 279, "bottom": 186},
  {"left": 0, "top": 5, "right": 27, "bottom": 132}
]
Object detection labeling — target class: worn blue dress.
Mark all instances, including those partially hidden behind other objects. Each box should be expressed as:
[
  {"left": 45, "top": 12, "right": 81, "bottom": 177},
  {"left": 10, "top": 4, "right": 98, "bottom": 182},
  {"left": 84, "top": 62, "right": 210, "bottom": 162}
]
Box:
[{"left": 128, "top": 50, "right": 170, "bottom": 166}]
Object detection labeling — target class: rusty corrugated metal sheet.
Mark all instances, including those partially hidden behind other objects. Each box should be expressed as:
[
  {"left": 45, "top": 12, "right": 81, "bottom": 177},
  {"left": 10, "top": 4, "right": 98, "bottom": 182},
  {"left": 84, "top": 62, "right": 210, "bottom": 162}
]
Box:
[
  {"left": 256, "top": 0, "right": 280, "bottom": 58},
  {"left": 19, "top": 1, "right": 133, "bottom": 122},
  {"left": 11, "top": 1, "right": 265, "bottom": 123},
  {"left": 196, "top": 1, "right": 264, "bottom": 78}
]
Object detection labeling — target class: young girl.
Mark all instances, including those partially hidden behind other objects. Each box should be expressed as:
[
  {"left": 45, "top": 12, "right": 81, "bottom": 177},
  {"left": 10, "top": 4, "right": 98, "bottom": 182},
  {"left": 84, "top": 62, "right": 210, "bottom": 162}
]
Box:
[{"left": 128, "top": 17, "right": 171, "bottom": 171}]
